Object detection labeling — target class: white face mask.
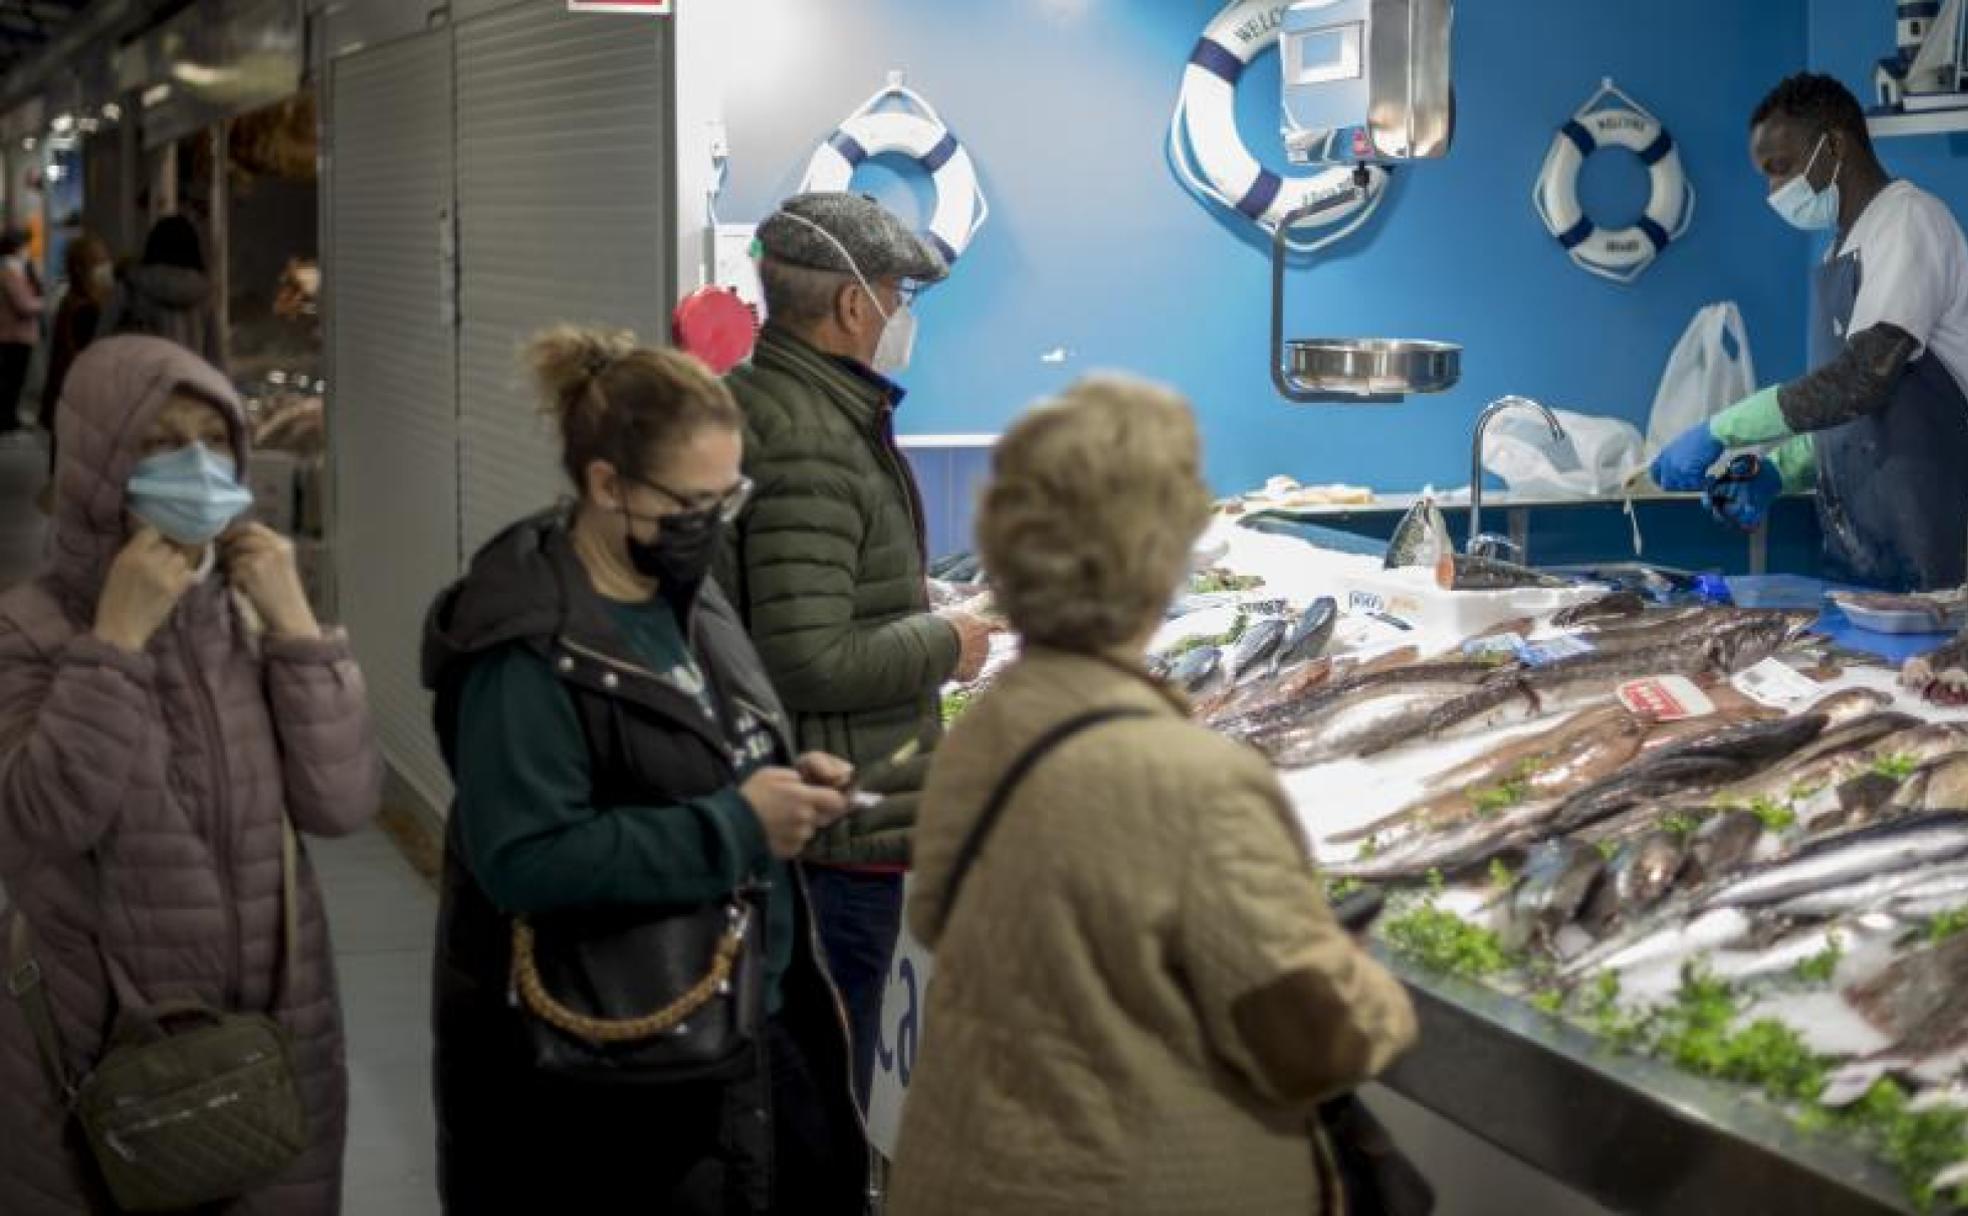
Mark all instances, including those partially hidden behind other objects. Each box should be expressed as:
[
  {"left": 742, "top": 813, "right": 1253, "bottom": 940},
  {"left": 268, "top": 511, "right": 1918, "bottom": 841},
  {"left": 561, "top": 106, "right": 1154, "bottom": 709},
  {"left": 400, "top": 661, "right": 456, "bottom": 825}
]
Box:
[
  {"left": 772, "top": 210, "right": 920, "bottom": 375},
  {"left": 865, "top": 290, "right": 916, "bottom": 375},
  {"left": 1768, "top": 134, "right": 1842, "bottom": 232}
]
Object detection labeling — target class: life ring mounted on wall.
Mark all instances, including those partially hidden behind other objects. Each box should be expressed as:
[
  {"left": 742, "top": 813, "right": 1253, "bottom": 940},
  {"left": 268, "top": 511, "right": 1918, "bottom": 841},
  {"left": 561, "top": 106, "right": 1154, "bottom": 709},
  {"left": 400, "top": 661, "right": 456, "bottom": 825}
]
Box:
[
  {"left": 1534, "top": 78, "right": 1696, "bottom": 285},
  {"left": 1168, "top": 0, "right": 1390, "bottom": 255},
  {"left": 799, "top": 75, "right": 990, "bottom": 266}
]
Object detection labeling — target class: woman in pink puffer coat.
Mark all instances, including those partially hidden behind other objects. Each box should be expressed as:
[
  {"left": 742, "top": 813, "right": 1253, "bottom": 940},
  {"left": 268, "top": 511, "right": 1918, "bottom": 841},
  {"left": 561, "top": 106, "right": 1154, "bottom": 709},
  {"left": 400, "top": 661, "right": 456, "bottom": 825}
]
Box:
[{"left": 0, "top": 335, "right": 382, "bottom": 1214}]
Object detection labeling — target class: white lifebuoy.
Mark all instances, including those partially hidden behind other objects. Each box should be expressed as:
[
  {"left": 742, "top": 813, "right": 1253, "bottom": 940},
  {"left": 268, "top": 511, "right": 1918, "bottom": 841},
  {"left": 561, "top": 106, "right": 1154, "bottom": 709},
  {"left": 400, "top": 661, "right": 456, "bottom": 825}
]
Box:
[
  {"left": 1168, "top": 0, "right": 1388, "bottom": 254},
  {"left": 1533, "top": 79, "right": 1696, "bottom": 285},
  {"left": 799, "top": 81, "right": 989, "bottom": 266}
]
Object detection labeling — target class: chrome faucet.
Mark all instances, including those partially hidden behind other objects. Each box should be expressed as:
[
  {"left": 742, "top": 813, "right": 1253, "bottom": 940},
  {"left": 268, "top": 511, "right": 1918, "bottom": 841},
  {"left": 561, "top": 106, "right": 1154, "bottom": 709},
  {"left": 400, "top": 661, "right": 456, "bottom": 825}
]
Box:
[{"left": 1469, "top": 396, "right": 1566, "bottom": 559}]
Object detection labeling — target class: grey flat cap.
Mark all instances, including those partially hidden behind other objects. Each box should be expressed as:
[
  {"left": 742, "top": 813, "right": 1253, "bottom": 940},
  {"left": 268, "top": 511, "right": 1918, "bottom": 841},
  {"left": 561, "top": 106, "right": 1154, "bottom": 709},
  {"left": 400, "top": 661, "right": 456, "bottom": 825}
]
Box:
[{"left": 756, "top": 192, "right": 950, "bottom": 284}]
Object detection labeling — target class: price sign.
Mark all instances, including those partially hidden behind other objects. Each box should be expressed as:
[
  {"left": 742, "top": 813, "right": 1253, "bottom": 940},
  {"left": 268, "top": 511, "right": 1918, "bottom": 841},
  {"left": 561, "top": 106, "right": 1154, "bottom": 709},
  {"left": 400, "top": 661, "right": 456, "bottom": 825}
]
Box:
[{"left": 1618, "top": 675, "right": 1717, "bottom": 721}]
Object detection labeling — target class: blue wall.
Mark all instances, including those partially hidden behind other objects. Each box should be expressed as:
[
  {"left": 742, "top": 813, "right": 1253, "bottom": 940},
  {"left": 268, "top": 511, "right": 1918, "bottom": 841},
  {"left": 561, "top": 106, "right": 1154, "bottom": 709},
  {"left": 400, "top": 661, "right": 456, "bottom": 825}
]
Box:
[
  {"left": 719, "top": 0, "right": 1811, "bottom": 496},
  {"left": 1810, "top": 1, "right": 1968, "bottom": 237}
]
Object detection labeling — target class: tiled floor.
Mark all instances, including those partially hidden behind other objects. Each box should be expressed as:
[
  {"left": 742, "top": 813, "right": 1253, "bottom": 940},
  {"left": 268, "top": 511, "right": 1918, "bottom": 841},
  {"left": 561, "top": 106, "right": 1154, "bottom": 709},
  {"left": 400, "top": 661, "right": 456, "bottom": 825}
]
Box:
[{"left": 312, "top": 825, "right": 441, "bottom": 1216}]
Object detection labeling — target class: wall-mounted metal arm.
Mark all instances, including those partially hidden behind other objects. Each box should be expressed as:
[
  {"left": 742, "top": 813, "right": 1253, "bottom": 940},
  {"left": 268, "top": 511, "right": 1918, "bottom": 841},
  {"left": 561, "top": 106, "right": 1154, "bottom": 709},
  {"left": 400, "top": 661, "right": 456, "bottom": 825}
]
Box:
[{"left": 1270, "top": 178, "right": 1400, "bottom": 404}]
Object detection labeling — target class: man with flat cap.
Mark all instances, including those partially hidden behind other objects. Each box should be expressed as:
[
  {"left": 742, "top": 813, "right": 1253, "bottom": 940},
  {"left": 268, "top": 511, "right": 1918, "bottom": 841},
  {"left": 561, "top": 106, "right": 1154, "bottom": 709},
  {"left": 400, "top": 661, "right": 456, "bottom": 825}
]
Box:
[{"left": 717, "top": 192, "right": 993, "bottom": 1110}]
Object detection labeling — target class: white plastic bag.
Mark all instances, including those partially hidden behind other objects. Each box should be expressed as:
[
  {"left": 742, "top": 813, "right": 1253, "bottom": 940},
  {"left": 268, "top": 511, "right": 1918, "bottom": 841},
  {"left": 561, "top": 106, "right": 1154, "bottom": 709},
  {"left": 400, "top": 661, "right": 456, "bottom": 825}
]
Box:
[
  {"left": 1646, "top": 302, "right": 1756, "bottom": 452},
  {"left": 1482, "top": 408, "right": 1646, "bottom": 498}
]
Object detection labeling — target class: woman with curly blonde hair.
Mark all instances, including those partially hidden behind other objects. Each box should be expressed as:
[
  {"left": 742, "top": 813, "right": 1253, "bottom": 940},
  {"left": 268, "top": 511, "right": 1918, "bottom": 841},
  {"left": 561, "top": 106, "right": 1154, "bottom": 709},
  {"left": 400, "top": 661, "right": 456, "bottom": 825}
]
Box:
[{"left": 889, "top": 375, "right": 1417, "bottom": 1216}]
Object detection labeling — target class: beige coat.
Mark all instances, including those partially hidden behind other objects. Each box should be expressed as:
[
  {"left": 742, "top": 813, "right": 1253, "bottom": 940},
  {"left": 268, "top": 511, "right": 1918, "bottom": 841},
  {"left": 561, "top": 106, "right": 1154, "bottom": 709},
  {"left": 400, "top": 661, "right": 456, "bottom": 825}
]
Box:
[{"left": 889, "top": 649, "right": 1417, "bottom": 1216}]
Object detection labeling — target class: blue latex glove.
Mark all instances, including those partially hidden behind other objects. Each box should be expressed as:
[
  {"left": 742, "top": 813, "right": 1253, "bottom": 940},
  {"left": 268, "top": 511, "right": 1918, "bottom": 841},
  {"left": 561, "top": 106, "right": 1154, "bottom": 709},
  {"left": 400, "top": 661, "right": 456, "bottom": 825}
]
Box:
[
  {"left": 1706, "top": 459, "right": 1784, "bottom": 530},
  {"left": 1650, "top": 421, "right": 1725, "bottom": 491}
]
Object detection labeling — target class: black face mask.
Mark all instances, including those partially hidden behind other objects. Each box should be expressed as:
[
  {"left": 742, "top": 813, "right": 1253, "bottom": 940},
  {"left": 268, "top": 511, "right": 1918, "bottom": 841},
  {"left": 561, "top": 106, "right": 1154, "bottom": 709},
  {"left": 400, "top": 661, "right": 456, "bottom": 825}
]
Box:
[{"left": 624, "top": 506, "right": 723, "bottom": 588}]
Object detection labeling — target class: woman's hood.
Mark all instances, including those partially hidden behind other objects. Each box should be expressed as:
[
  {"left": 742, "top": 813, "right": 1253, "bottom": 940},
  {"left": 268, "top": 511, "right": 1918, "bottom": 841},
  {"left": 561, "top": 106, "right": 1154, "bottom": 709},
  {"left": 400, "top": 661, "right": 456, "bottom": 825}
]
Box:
[{"left": 48, "top": 335, "right": 248, "bottom": 604}]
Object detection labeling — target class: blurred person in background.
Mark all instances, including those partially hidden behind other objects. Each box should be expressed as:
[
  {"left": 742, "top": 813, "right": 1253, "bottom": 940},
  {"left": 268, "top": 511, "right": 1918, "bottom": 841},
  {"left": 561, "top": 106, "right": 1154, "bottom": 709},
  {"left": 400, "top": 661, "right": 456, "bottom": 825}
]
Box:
[
  {"left": 40, "top": 233, "right": 113, "bottom": 477},
  {"left": 0, "top": 228, "right": 44, "bottom": 437},
  {"left": 107, "top": 216, "right": 223, "bottom": 371},
  {"left": 889, "top": 375, "right": 1418, "bottom": 1216}
]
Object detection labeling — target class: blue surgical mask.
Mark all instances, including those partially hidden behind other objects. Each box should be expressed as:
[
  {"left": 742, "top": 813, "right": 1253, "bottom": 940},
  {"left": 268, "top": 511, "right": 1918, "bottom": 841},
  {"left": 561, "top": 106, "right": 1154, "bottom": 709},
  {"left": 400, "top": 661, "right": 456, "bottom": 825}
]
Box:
[
  {"left": 126, "top": 442, "right": 253, "bottom": 545},
  {"left": 1768, "top": 135, "right": 1841, "bottom": 232}
]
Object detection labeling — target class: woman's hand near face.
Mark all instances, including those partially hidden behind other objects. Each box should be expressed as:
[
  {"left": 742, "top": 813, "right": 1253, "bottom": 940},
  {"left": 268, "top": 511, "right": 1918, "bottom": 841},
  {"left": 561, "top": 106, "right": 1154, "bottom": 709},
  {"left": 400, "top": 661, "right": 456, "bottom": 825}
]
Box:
[
  {"left": 94, "top": 527, "right": 197, "bottom": 653},
  {"left": 220, "top": 523, "right": 321, "bottom": 639}
]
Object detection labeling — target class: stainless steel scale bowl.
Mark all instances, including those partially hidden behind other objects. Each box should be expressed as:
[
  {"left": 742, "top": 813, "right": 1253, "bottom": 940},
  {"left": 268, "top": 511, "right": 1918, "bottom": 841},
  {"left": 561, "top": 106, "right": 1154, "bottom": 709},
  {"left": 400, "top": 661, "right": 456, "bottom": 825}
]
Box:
[{"left": 1282, "top": 338, "right": 1462, "bottom": 398}]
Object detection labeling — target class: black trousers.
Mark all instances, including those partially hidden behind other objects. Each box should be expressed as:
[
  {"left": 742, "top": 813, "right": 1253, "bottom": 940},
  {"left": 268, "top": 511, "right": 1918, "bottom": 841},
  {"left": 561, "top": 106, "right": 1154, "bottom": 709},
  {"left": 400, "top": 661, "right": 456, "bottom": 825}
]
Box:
[
  {"left": 0, "top": 343, "right": 31, "bottom": 433},
  {"left": 436, "top": 1015, "right": 862, "bottom": 1215}
]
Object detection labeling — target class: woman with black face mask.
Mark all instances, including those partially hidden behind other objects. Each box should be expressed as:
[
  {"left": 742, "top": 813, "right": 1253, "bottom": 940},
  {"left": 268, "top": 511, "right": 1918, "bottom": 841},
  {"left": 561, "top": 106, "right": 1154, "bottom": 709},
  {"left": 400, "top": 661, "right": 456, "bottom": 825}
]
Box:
[{"left": 423, "top": 327, "right": 870, "bottom": 1215}]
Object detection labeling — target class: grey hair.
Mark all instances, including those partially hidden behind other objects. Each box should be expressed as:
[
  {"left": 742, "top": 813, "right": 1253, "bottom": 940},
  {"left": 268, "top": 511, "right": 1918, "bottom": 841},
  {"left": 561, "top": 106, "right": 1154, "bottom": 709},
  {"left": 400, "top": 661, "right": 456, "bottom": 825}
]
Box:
[
  {"left": 979, "top": 375, "right": 1212, "bottom": 654},
  {"left": 758, "top": 256, "right": 855, "bottom": 330}
]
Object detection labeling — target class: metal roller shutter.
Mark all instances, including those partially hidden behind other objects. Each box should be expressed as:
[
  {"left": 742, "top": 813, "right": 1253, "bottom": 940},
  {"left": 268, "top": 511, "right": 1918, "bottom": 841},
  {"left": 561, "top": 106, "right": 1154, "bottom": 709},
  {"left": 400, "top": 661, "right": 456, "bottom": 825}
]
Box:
[
  {"left": 454, "top": 0, "right": 674, "bottom": 554},
  {"left": 326, "top": 30, "right": 460, "bottom": 810}
]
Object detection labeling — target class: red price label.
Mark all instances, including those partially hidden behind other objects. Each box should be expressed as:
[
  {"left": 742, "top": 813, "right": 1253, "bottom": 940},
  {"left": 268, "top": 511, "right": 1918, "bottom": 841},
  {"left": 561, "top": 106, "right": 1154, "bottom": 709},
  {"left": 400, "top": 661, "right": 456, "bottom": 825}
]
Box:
[{"left": 1617, "top": 676, "right": 1716, "bottom": 721}]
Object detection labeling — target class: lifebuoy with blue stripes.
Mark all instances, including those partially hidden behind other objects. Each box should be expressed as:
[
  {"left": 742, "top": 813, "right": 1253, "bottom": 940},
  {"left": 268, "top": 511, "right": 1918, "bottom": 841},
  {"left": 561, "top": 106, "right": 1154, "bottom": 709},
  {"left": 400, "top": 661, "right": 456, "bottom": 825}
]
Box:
[
  {"left": 1169, "top": 0, "right": 1388, "bottom": 254},
  {"left": 1533, "top": 80, "right": 1696, "bottom": 284},
  {"left": 800, "top": 81, "right": 989, "bottom": 266}
]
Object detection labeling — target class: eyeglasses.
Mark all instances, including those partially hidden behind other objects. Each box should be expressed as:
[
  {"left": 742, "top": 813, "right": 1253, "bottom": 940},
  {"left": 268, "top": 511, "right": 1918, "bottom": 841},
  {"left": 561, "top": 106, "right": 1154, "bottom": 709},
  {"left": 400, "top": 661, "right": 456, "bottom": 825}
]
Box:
[{"left": 623, "top": 473, "right": 754, "bottom": 525}]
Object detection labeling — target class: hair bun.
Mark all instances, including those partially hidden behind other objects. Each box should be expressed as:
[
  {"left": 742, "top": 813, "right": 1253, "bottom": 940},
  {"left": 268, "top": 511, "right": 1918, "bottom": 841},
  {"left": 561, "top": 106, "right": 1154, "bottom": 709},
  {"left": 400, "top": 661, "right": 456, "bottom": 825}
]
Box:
[{"left": 527, "top": 325, "right": 636, "bottom": 427}]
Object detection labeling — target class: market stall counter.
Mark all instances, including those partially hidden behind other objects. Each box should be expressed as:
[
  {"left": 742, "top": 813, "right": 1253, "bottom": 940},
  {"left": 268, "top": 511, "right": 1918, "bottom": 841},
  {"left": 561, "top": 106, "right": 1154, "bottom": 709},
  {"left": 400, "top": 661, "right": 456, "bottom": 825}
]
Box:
[
  {"left": 1361, "top": 576, "right": 1963, "bottom": 1215},
  {"left": 901, "top": 518, "right": 1968, "bottom": 1213}
]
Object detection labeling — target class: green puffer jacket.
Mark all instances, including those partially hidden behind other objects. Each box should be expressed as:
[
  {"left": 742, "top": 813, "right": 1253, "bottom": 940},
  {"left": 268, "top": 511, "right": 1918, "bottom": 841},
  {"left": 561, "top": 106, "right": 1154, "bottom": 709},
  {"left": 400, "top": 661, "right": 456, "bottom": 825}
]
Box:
[{"left": 717, "top": 326, "right": 959, "bottom": 865}]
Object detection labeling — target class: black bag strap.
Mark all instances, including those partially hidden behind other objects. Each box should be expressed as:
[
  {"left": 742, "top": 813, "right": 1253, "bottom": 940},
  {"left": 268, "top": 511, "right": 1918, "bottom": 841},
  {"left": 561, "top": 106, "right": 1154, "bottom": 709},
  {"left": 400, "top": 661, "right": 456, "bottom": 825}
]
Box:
[
  {"left": 5, "top": 818, "right": 302, "bottom": 1099},
  {"left": 937, "top": 707, "right": 1153, "bottom": 928},
  {"left": 6, "top": 911, "right": 73, "bottom": 1102}
]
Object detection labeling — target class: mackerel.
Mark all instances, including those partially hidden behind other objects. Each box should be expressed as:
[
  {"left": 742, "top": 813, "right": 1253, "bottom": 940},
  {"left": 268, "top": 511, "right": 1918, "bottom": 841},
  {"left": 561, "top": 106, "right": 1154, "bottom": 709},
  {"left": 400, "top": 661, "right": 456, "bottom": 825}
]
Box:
[
  {"left": 1700, "top": 812, "right": 1968, "bottom": 910},
  {"left": 1769, "top": 861, "right": 1968, "bottom": 920},
  {"left": 1559, "top": 904, "right": 1754, "bottom": 980}
]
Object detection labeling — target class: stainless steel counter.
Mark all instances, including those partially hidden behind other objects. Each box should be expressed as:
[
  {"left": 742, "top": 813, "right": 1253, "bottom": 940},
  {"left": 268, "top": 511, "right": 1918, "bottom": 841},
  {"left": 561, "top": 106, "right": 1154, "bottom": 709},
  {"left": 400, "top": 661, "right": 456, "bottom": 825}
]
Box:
[
  {"left": 1371, "top": 947, "right": 1913, "bottom": 1215},
  {"left": 1239, "top": 492, "right": 1814, "bottom": 575}
]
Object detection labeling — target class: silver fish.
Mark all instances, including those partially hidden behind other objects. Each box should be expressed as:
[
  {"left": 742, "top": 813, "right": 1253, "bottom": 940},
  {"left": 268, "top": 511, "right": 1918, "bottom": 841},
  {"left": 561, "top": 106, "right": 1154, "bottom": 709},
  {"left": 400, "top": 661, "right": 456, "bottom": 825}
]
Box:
[
  {"left": 1436, "top": 553, "right": 1572, "bottom": 591},
  {"left": 1845, "top": 927, "right": 1968, "bottom": 1058},
  {"left": 1327, "top": 797, "right": 1561, "bottom": 882},
  {"left": 1708, "top": 915, "right": 1898, "bottom": 987},
  {"left": 1582, "top": 830, "right": 1686, "bottom": 934},
  {"left": 1168, "top": 646, "right": 1222, "bottom": 695},
  {"left": 1702, "top": 812, "right": 1968, "bottom": 910},
  {"left": 1880, "top": 871, "right": 1968, "bottom": 920},
  {"left": 1384, "top": 496, "right": 1452, "bottom": 570},
  {"left": 1385, "top": 611, "right": 1818, "bottom": 763},
  {"left": 1339, "top": 711, "right": 1648, "bottom": 847},
  {"left": 1420, "top": 704, "right": 1634, "bottom": 793},
  {"left": 1261, "top": 683, "right": 1483, "bottom": 769},
  {"left": 1235, "top": 656, "right": 1495, "bottom": 739},
  {"left": 1803, "top": 687, "right": 1895, "bottom": 726},
  {"left": 1551, "top": 590, "right": 1647, "bottom": 629},
  {"left": 1769, "top": 861, "right": 1968, "bottom": 920},
  {"left": 1682, "top": 810, "right": 1765, "bottom": 886},
  {"left": 1508, "top": 839, "right": 1606, "bottom": 951},
  {"left": 1554, "top": 713, "right": 1831, "bottom": 833},
  {"left": 1712, "top": 711, "right": 1922, "bottom": 808},
  {"left": 1227, "top": 617, "right": 1288, "bottom": 684},
  {"left": 1560, "top": 904, "right": 1753, "bottom": 979},
  {"left": 1275, "top": 597, "right": 1338, "bottom": 670},
  {"left": 1893, "top": 754, "right": 1968, "bottom": 814},
  {"left": 1566, "top": 602, "right": 1713, "bottom": 636}
]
